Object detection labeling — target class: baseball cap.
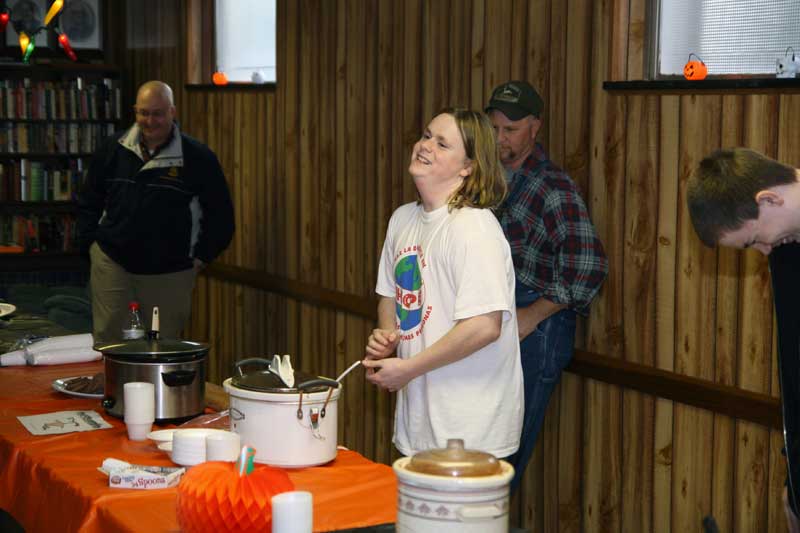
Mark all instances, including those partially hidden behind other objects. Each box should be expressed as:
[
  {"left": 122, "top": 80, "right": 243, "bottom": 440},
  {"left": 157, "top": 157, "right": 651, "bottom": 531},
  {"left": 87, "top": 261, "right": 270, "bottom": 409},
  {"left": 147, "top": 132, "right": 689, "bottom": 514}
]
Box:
[{"left": 485, "top": 81, "right": 544, "bottom": 120}]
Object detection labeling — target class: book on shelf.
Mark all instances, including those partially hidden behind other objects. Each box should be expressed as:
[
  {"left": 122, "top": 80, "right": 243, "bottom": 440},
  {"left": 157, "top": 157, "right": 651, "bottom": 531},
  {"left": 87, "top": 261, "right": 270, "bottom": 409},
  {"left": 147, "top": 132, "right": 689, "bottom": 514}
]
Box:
[
  {"left": 0, "top": 158, "right": 87, "bottom": 202},
  {"left": 0, "top": 77, "right": 121, "bottom": 122},
  {"left": 0, "top": 212, "right": 78, "bottom": 253}
]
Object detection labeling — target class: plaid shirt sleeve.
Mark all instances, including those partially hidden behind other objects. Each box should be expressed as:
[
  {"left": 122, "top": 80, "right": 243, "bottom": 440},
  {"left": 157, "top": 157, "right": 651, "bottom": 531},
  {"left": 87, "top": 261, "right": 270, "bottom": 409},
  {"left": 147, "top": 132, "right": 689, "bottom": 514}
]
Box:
[
  {"left": 539, "top": 183, "right": 608, "bottom": 313},
  {"left": 501, "top": 149, "right": 608, "bottom": 315}
]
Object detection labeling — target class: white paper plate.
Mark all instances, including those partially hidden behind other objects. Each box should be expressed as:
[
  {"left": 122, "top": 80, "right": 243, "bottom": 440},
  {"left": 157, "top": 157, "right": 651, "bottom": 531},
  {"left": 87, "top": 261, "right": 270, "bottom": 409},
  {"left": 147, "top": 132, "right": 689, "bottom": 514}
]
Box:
[
  {"left": 0, "top": 303, "right": 16, "bottom": 318},
  {"left": 148, "top": 428, "right": 231, "bottom": 443},
  {"left": 148, "top": 429, "right": 177, "bottom": 443},
  {"left": 52, "top": 376, "right": 104, "bottom": 399}
]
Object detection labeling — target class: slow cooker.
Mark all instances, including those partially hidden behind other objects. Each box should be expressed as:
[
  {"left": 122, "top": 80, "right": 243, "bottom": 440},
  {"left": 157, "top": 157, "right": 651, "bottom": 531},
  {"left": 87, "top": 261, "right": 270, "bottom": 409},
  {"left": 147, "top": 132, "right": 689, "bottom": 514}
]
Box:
[
  {"left": 96, "top": 339, "right": 209, "bottom": 423},
  {"left": 223, "top": 357, "right": 341, "bottom": 467},
  {"left": 393, "top": 439, "right": 515, "bottom": 533}
]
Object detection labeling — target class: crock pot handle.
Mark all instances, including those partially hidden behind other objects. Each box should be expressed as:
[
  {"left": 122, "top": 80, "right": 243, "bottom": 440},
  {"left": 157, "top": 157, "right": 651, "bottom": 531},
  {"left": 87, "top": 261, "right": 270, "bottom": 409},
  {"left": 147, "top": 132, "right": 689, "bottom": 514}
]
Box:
[
  {"left": 297, "top": 378, "right": 340, "bottom": 390},
  {"left": 233, "top": 357, "right": 273, "bottom": 376}
]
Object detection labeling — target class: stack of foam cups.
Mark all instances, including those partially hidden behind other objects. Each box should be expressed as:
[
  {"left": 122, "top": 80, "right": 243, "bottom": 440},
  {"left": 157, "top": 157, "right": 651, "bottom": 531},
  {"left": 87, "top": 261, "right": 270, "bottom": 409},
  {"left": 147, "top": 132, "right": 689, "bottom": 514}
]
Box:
[
  {"left": 123, "top": 382, "right": 155, "bottom": 441},
  {"left": 272, "top": 491, "right": 313, "bottom": 533}
]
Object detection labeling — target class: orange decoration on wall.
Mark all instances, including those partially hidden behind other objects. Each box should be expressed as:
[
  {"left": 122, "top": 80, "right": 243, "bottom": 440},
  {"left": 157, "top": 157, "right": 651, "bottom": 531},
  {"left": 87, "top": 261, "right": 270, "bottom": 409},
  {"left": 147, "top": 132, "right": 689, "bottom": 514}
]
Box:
[
  {"left": 176, "top": 462, "right": 295, "bottom": 533},
  {"left": 212, "top": 72, "right": 229, "bottom": 85},
  {"left": 683, "top": 53, "right": 708, "bottom": 80}
]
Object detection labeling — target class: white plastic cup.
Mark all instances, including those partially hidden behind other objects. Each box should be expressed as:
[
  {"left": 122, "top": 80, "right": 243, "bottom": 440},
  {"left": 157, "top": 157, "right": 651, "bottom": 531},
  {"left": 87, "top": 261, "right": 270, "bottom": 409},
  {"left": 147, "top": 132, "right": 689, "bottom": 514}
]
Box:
[
  {"left": 123, "top": 382, "right": 155, "bottom": 441},
  {"left": 271, "top": 491, "right": 313, "bottom": 533},
  {"left": 126, "top": 422, "right": 152, "bottom": 441},
  {"left": 205, "top": 431, "right": 241, "bottom": 462}
]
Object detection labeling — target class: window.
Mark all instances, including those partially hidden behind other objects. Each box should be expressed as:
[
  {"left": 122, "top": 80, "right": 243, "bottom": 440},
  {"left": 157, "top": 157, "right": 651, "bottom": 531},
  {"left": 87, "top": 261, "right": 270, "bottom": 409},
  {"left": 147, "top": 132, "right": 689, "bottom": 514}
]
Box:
[
  {"left": 214, "top": 0, "right": 277, "bottom": 84},
  {"left": 656, "top": 0, "right": 800, "bottom": 77}
]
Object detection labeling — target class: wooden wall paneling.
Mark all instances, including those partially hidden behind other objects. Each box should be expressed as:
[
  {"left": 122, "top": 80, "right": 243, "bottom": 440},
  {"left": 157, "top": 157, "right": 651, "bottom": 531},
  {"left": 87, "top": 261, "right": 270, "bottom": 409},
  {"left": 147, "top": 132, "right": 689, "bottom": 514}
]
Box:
[
  {"left": 653, "top": 94, "right": 679, "bottom": 533},
  {"left": 232, "top": 94, "right": 246, "bottom": 358},
  {"left": 258, "top": 88, "right": 284, "bottom": 355},
  {"left": 401, "top": 1, "right": 423, "bottom": 203},
  {"left": 469, "top": 0, "right": 486, "bottom": 111},
  {"left": 525, "top": 0, "right": 551, "bottom": 149},
  {"left": 185, "top": 0, "right": 212, "bottom": 85},
  {"left": 671, "top": 94, "right": 720, "bottom": 532},
  {"left": 373, "top": 0, "right": 398, "bottom": 466},
  {"left": 269, "top": 0, "right": 287, "bottom": 353},
  {"left": 360, "top": 0, "right": 380, "bottom": 460},
  {"left": 316, "top": 0, "right": 337, "bottom": 388},
  {"left": 625, "top": 0, "right": 646, "bottom": 80},
  {"left": 621, "top": 94, "right": 659, "bottom": 533},
  {"left": 448, "top": 0, "right": 470, "bottom": 107},
  {"left": 584, "top": 0, "right": 627, "bottom": 530},
  {"left": 299, "top": 0, "right": 321, "bottom": 379},
  {"left": 509, "top": 0, "right": 529, "bottom": 79},
  {"left": 259, "top": 92, "right": 272, "bottom": 353},
  {"left": 388, "top": 1, "right": 406, "bottom": 210},
  {"left": 733, "top": 94, "right": 778, "bottom": 532},
  {"left": 482, "top": 0, "right": 512, "bottom": 102},
  {"left": 341, "top": 0, "right": 368, "bottom": 454},
  {"left": 217, "top": 93, "right": 235, "bottom": 359},
  {"left": 282, "top": 0, "right": 301, "bottom": 359},
  {"left": 334, "top": 0, "right": 348, "bottom": 448},
  {"left": 546, "top": 0, "right": 567, "bottom": 163},
  {"left": 421, "top": 0, "right": 449, "bottom": 120},
  {"left": 564, "top": 0, "right": 592, "bottom": 194},
  {"left": 708, "top": 94, "right": 744, "bottom": 532},
  {"left": 557, "top": 379, "right": 584, "bottom": 533}
]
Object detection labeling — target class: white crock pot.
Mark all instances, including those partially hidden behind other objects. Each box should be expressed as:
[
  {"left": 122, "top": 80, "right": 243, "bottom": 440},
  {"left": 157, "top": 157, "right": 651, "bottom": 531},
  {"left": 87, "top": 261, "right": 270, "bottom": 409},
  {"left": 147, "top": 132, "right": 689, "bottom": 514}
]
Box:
[
  {"left": 222, "top": 358, "right": 341, "bottom": 468},
  {"left": 393, "top": 439, "right": 514, "bottom": 533}
]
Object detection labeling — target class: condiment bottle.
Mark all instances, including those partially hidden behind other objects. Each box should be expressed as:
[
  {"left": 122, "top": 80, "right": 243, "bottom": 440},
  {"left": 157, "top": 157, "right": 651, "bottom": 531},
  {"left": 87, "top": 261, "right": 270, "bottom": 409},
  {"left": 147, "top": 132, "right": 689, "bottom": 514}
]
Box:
[
  {"left": 122, "top": 301, "right": 145, "bottom": 340},
  {"left": 147, "top": 306, "right": 160, "bottom": 340}
]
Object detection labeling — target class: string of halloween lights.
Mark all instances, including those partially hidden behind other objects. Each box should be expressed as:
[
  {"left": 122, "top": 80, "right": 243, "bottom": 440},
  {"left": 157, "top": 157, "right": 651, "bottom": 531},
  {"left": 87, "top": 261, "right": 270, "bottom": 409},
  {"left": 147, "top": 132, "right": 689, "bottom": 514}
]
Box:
[{"left": 0, "top": 0, "right": 78, "bottom": 63}]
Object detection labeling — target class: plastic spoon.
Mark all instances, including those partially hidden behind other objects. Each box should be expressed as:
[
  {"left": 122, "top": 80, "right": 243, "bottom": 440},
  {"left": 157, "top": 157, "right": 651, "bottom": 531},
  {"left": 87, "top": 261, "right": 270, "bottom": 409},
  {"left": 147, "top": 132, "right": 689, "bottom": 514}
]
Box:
[{"left": 336, "top": 360, "right": 362, "bottom": 383}]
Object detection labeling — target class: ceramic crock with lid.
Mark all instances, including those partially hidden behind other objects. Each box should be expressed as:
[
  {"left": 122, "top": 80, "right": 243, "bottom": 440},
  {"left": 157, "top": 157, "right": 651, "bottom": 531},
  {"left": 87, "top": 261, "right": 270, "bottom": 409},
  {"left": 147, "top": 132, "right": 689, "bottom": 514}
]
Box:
[
  {"left": 98, "top": 339, "right": 209, "bottom": 422},
  {"left": 223, "top": 357, "right": 341, "bottom": 467},
  {"left": 393, "top": 439, "right": 514, "bottom": 533}
]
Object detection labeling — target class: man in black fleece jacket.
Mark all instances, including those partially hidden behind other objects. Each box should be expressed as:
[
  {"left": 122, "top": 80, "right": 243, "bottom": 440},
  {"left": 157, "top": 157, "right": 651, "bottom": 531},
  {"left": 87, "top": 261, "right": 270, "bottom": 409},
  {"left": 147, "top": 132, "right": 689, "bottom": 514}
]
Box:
[{"left": 77, "top": 80, "right": 234, "bottom": 343}]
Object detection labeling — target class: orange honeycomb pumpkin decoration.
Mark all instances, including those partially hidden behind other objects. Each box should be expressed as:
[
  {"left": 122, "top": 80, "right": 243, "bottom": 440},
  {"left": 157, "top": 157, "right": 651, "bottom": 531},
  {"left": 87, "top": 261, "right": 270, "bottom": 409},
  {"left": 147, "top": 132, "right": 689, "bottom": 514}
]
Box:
[
  {"left": 683, "top": 53, "right": 708, "bottom": 81},
  {"left": 176, "top": 461, "right": 295, "bottom": 533}
]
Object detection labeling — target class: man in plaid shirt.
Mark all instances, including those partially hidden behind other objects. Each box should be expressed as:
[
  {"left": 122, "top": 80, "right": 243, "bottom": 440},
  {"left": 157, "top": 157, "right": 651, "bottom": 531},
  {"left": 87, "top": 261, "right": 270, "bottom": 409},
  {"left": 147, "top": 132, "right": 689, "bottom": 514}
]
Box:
[{"left": 486, "top": 81, "right": 608, "bottom": 491}]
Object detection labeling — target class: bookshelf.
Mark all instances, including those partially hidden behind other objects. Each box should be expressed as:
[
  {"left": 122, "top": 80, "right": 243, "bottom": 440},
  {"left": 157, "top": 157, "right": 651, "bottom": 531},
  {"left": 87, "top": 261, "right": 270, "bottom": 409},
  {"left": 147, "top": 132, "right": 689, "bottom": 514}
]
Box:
[{"left": 0, "top": 62, "right": 122, "bottom": 272}]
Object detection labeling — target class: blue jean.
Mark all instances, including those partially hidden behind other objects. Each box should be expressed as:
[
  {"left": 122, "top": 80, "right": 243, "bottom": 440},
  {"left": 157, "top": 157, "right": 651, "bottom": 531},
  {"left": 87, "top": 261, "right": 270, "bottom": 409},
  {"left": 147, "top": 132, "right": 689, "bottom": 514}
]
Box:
[{"left": 508, "top": 286, "right": 576, "bottom": 492}]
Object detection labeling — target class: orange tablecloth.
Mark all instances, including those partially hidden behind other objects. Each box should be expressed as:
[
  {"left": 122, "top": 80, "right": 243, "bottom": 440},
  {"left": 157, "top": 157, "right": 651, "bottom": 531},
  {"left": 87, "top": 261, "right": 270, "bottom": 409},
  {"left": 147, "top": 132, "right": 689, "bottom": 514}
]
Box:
[{"left": 0, "top": 361, "right": 397, "bottom": 532}]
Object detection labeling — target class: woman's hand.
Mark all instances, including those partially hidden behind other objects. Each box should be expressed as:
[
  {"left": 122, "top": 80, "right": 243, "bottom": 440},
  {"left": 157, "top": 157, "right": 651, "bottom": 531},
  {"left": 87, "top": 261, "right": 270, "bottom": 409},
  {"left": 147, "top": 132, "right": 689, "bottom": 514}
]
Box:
[
  {"left": 365, "top": 328, "right": 400, "bottom": 360},
  {"left": 362, "top": 357, "right": 413, "bottom": 392}
]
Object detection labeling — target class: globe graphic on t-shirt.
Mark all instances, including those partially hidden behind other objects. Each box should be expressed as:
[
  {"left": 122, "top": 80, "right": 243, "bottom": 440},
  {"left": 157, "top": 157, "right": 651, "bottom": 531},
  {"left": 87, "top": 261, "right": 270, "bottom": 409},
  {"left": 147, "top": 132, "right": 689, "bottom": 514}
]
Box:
[{"left": 395, "top": 255, "right": 424, "bottom": 331}]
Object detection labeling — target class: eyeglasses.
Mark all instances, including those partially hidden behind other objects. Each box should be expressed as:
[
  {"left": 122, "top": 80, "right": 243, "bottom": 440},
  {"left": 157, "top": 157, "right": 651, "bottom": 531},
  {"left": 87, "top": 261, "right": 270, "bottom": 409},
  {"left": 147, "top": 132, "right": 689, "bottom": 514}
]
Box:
[{"left": 134, "top": 107, "right": 170, "bottom": 119}]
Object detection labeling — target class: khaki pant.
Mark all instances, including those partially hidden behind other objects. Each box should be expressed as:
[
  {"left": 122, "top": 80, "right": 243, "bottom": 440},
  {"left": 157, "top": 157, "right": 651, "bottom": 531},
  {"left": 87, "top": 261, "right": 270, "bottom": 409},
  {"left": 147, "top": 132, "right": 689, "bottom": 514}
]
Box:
[{"left": 90, "top": 242, "right": 197, "bottom": 344}]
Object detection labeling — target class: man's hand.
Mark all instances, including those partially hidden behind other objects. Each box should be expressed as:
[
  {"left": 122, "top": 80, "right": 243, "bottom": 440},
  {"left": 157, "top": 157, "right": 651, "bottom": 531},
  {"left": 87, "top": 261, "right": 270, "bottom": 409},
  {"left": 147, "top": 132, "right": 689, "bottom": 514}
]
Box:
[
  {"left": 517, "top": 298, "right": 567, "bottom": 340},
  {"left": 517, "top": 310, "right": 542, "bottom": 340},
  {"left": 362, "top": 357, "right": 412, "bottom": 392},
  {"left": 365, "top": 328, "right": 400, "bottom": 360}
]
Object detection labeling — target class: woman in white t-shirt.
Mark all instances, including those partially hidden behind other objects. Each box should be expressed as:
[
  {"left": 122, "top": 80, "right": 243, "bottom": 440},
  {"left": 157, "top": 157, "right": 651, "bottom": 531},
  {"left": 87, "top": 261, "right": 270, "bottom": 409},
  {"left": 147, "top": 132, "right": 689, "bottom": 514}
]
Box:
[{"left": 363, "top": 108, "right": 523, "bottom": 458}]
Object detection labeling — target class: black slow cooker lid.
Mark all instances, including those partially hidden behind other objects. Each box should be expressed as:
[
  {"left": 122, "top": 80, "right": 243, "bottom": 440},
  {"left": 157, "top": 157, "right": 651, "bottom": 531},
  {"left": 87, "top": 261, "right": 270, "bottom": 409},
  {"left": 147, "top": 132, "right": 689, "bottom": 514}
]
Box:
[
  {"left": 231, "top": 365, "right": 332, "bottom": 394},
  {"left": 95, "top": 339, "right": 210, "bottom": 363}
]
